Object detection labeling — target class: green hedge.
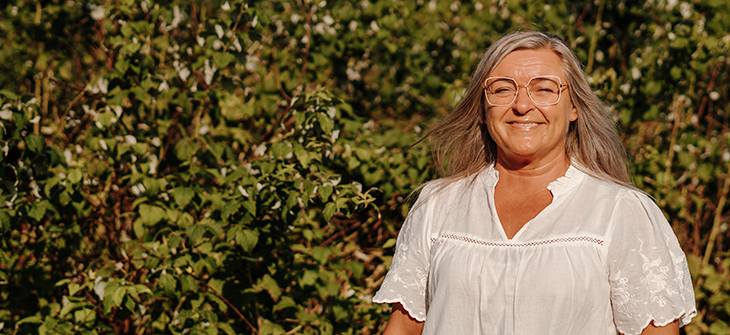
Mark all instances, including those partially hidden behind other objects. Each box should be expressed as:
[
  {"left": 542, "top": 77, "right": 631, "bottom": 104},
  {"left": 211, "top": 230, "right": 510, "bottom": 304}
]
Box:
[{"left": 0, "top": 0, "right": 728, "bottom": 334}]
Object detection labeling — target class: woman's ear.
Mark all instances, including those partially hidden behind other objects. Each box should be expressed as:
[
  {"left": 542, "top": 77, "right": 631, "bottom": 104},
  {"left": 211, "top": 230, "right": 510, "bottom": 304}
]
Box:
[{"left": 569, "top": 105, "right": 578, "bottom": 122}]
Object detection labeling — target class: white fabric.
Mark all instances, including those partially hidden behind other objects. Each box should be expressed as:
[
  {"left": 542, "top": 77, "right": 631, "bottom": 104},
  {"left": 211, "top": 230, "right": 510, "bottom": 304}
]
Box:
[{"left": 373, "top": 165, "right": 696, "bottom": 335}]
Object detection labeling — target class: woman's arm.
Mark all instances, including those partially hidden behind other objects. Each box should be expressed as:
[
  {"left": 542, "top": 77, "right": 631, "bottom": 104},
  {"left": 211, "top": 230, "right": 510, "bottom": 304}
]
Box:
[
  {"left": 382, "top": 303, "right": 424, "bottom": 335},
  {"left": 631, "top": 320, "right": 679, "bottom": 335}
]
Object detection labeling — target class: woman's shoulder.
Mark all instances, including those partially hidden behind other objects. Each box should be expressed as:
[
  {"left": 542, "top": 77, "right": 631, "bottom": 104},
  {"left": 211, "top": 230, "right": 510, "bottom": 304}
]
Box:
[
  {"left": 417, "top": 168, "right": 489, "bottom": 200},
  {"left": 576, "top": 168, "right": 651, "bottom": 202}
]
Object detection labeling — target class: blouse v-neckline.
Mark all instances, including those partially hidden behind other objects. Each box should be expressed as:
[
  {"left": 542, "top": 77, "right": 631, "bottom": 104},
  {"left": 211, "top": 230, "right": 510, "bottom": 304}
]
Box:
[{"left": 482, "top": 164, "right": 583, "bottom": 241}]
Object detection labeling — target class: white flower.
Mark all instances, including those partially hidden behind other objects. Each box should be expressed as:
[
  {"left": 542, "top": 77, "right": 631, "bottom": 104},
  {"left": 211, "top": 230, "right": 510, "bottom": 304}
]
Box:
[
  {"left": 709, "top": 91, "right": 720, "bottom": 101},
  {"left": 179, "top": 68, "right": 190, "bottom": 82},
  {"left": 196, "top": 35, "right": 205, "bottom": 47},
  {"left": 323, "top": 15, "right": 334, "bottom": 25},
  {"left": 99, "top": 139, "right": 108, "bottom": 151},
  {"left": 349, "top": 21, "right": 358, "bottom": 31},
  {"left": 148, "top": 155, "right": 158, "bottom": 174},
  {"left": 370, "top": 21, "right": 379, "bottom": 32},
  {"left": 158, "top": 80, "right": 169, "bottom": 92},
  {"left": 90, "top": 6, "right": 105, "bottom": 20},
  {"left": 124, "top": 135, "right": 137, "bottom": 145},
  {"left": 231, "top": 38, "right": 242, "bottom": 52},
  {"left": 631, "top": 67, "right": 641, "bottom": 80},
  {"left": 238, "top": 185, "right": 249, "bottom": 197},
  {"left": 450, "top": 1, "right": 460, "bottom": 12},
  {"left": 253, "top": 144, "right": 266, "bottom": 156},
  {"left": 291, "top": 14, "right": 301, "bottom": 23},
  {"left": 131, "top": 184, "right": 146, "bottom": 196},
  {"left": 679, "top": 2, "right": 692, "bottom": 19},
  {"left": 172, "top": 6, "right": 181, "bottom": 28},
  {"left": 666, "top": 0, "right": 678, "bottom": 10},
  {"left": 221, "top": 1, "right": 231, "bottom": 10},
  {"left": 204, "top": 60, "right": 216, "bottom": 85},
  {"left": 64, "top": 149, "right": 73, "bottom": 163},
  {"left": 94, "top": 277, "right": 106, "bottom": 300},
  {"left": 215, "top": 24, "right": 224, "bottom": 39}
]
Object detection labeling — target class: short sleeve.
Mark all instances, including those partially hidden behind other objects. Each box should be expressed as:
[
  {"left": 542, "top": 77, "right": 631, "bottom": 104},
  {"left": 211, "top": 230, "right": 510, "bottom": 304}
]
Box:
[
  {"left": 607, "top": 191, "right": 697, "bottom": 335},
  {"left": 372, "top": 184, "right": 437, "bottom": 322}
]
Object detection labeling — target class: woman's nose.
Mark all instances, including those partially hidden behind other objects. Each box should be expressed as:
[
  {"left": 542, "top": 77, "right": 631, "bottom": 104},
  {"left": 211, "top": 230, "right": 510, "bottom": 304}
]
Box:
[{"left": 512, "top": 86, "right": 534, "bottom": 114}]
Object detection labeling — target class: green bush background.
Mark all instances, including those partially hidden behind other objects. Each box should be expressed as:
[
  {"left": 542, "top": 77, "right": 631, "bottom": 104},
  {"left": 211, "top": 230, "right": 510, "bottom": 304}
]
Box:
[{"left": 0, "top": 0, "right": 729, "bottom": 334}]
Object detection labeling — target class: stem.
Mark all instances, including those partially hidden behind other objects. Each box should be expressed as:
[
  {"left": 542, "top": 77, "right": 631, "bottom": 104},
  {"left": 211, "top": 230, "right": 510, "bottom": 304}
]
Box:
[
  {"left": 194, "top": 276, "right": 259, "bottom": 335},
  {"left": 664, "top": 95, "right": 682, "bottom": 179},
  {"left": 586, "top": 0, "right": 605, "bottom": 74},
  {"left": 702, "top": 164, "right": 730, "bottom": 266}
]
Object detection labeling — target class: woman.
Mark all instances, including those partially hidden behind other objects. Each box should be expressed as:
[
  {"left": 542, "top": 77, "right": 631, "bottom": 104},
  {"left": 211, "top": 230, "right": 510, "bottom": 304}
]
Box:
[{"left": 372, "top": 31, "right": 696, "bottom": 335}]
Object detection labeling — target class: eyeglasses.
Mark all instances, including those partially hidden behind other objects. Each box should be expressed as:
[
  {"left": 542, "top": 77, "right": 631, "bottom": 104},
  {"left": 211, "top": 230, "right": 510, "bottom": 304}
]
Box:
[{"left": 483, "top": 76, "right": 568, "bottom": 106}]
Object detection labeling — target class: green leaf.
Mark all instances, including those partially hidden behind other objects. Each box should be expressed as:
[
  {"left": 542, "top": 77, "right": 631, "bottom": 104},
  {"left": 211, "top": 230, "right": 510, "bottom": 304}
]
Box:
[
  {"left": 180, "top": 275, "right": 198, "bottom": 293},
  {"left": 138, "top": 204, "right": 166, "bottom": 226},
  {"left": 320, "top": 185, "right": 333, "bottom": 201},
  {"left": 322, "top": 202, "right": 337, "bottom": 221},
  {"left": 175, "top": 138, "right": 197, "bottom": 161},
  {"left": 222, "top": 201, "right": 240, "bottom": 220},
  {"left": 187, "top": 224, "right": 207, "bottom": 244},
  {"left": 67, "top": 169, "right": 83, "bottom": 184},
  {"left": 172, "top": 187, "right": 195, "bottom": 208},
  {"left": 259, "top": 274, "right": 281, "bottom": 300},
  {"left": 382, "top": 238, "right": 396, "bottom": 249},
  {"left": 311, "top": 246, "right": 332, "bottom": 264},
  {"left": 236, "top": 229, "right": 259, "bottom": 252},
  {"left": 159, "top": 273, "right": 176, "bottom": 293},
  {"left": 25, "top": 133, "right": 44, "bottom": 153},
  {"left": 74, "top": 308, "right": 96, "bottom": 324},
  {"left": 218, "top": 323, "right": 236, "bottom": 335},
  {"left": 133, "top": 218, "right": 145, "bottom": 239},
  {"left": 317, "top": 113, "right": 334, "bottom": 134},
  {"left": 0, "top": 89, "right": 19, "bottom": 99},
  {"left": 242, "top": 200, "right": 256, "bottom": 215},
  {"left": 260, "top": 319, "right": 286, "bottom": 335},
  {"left": 28, "top": 204, "right": 47, "bottom": 221},
  {"left": 178, "top": 212, "right": 195, "bottom": 229},
  {"left": 112, "top": 286, "right": 127, "bottom": 307},
  {"left": 213, "top": 52, "right": 236, "bottom": 69},
  {"left": 273, "top": 296, "right": 297, "bottom": 310},
  {"left": 300, "top": 270, "right": 318, "bottom": 286}
]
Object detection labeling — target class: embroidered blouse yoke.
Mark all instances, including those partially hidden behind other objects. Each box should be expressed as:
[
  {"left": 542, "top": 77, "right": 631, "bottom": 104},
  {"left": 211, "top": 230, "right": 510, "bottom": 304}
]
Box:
[{"left": 372, "top": 165, "right": 696, "bottom": 335}]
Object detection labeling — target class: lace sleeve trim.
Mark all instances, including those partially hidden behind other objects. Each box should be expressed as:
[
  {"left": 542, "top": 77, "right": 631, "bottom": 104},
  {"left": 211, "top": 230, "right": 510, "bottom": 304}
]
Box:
[{"left": 371, "top": 294, "right": 427, "bottom": 322}]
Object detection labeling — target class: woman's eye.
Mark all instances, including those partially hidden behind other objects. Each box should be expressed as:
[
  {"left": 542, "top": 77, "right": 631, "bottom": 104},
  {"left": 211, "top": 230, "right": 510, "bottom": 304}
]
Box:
[{"left": 534, "top": 87, "right": 556, "bottom": 93}]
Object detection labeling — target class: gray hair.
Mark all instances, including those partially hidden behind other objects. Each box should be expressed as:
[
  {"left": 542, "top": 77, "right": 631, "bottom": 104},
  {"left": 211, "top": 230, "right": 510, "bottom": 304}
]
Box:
[{"left": 424, "top": 30, "right": 631, "bottom": 187}]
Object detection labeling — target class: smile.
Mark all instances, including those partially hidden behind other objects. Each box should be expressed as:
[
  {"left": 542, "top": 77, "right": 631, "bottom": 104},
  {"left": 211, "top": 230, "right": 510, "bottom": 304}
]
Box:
[{"left": 508, "top": 122, "right": 542, "bottom": 126}]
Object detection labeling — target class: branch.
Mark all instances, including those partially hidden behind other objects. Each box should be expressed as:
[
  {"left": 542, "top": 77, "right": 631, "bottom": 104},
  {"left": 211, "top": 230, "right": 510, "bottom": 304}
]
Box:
[{"left": 193, "top": 275, "right": 259, "bottom": 335}]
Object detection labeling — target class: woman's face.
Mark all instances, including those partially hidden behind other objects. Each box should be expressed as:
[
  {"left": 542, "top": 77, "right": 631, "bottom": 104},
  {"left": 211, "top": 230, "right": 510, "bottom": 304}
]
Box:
[{"left": 484, "top": 48, "right": 578, "bottom": 166}]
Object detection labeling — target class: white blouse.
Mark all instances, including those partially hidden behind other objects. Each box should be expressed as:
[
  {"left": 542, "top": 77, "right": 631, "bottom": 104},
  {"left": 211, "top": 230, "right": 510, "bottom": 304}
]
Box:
[{"left": 373, "top": 165, "right": 696, "bottom": 335}]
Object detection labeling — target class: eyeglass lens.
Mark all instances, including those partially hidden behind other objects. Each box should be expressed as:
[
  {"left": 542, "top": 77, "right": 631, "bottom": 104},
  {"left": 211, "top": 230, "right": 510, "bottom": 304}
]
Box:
[{"left": 485, "top": 77, "right": 561, "bottom": 106}]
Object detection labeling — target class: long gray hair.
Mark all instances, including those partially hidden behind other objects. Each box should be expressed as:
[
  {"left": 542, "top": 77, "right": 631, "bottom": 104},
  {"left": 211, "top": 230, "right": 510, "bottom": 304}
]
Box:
[{"left": 424, "top": 30, "right": 631, "bottom": 187}]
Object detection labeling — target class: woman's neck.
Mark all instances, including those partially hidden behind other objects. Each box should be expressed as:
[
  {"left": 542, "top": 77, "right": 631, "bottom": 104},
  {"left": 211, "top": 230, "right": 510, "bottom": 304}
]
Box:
[{"left": 494, "top": 153, "right": 571, "bottom": 189}]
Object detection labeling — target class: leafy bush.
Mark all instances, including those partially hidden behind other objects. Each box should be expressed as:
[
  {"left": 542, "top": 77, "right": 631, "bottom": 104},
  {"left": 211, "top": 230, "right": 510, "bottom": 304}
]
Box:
[{"left": 0, "top": 0, "right": 728, "bottom": 334}]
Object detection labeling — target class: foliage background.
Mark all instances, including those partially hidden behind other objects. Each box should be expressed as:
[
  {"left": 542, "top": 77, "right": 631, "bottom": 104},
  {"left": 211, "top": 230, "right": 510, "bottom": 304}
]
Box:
[{"left": 0, "top": 0, "right": 729, "bottom": 334}]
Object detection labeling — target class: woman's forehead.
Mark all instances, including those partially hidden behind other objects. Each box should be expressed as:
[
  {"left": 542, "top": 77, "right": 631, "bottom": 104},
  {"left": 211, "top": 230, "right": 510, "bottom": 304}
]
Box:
[{"left": 489, "top": 49, "right": 565, "bottom": 80}]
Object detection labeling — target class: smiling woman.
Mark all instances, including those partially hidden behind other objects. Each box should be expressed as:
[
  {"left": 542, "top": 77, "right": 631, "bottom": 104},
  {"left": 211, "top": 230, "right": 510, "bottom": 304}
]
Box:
[{"left": 372, "top": 31, "right": 697, "bottom": 335}]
